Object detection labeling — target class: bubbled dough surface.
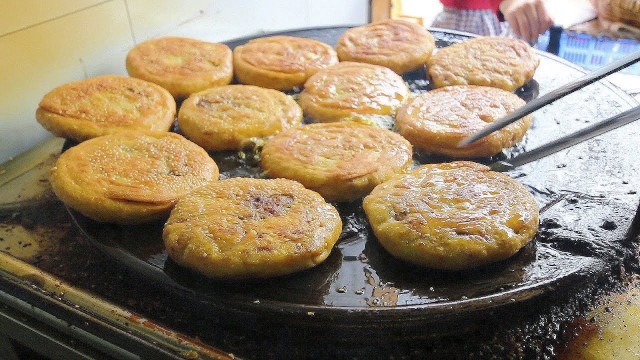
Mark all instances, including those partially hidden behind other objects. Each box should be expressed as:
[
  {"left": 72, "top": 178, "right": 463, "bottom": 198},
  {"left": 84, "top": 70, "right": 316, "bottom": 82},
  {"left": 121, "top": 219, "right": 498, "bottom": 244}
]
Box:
[
  {"left": 178, "top": 85, "right": 303, "bottom": 151},
  {"left": 298, "top": 61, "right": 410, "bottom": 124},
  {"left": 163, "top": 177, "right": 343, "bottom": 279},
  {"left": 337, "top": 19, "right": 435, "bottom": 74},
  {"left": 261, "top": 122, "right": 413, "bottom": 202},
  {"left": 396, "top": 85, "right": 533, "bottom": 158},
  {"left": 427, "top": 36, "right": 539, "bottom": 91},
  {"left": 233, "top": 35, "right": 338, "bottom": 90},
  {"left": 363, "top": 161, "right": 539, "bottom": 271},
  {"left": 126, "top": 36, "right": 233, "bottom": 99},
  {"left": 36, "top": 75, "right": 176, "bottom": 142},
  {"left": 50, "top": 131, "right": 219, "bottom": 224}
]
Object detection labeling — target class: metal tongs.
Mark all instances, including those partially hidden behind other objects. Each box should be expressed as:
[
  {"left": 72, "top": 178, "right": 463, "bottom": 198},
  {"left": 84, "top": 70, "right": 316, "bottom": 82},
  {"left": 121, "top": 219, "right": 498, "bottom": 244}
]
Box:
[{"left": 457, "top": 50, "right": 640, "bottom": 172}]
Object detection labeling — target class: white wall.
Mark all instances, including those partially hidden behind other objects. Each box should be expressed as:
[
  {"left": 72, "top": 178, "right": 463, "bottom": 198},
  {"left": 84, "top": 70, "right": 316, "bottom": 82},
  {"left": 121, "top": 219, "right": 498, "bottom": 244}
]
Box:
[{"left": 0, "top": 0, "right": 369, "bottom": 163}]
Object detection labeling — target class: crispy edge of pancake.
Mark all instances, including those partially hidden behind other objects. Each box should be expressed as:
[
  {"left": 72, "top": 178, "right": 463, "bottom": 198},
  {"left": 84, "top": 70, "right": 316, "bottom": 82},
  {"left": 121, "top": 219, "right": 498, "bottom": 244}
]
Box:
[
  {"left": 362, "top": 161, "right": 539, "bottom": 270},
  {"left": 233, "top": 36, "right": 338, "bottom": 90},
  {"left": 126, "top": 36, "right": 233, "bottom": 99},
  {"left": 50, "top": 131, "right": 218, "bottom": 224},
  {"left": 177, "top": 85, "right": 303, "bottom": 151},
  {"left": 261, "top": 122, "right": 413, "bottom": 202},
  {"left": 163, "top": 177, "right": 343, "bottom": 279},
  {"left": 36, "top": 75, "right": 176, "bottom": 142}
]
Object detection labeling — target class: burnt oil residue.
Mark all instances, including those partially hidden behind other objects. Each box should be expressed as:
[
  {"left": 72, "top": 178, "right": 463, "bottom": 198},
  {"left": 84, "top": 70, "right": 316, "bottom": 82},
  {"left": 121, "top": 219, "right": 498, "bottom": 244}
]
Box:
[
  {"left": 0, "top": 157, "right": 66, "bottom": 263},
  {"left": 536, "top": 193, "right": 637, "bottom": 262}
]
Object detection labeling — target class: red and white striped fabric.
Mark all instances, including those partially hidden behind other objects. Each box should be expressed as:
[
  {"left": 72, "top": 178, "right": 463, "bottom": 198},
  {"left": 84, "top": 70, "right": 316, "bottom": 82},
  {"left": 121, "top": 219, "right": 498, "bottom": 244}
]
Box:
[{"left": 431, "top": 8, "right": 514, "bottom": 37}]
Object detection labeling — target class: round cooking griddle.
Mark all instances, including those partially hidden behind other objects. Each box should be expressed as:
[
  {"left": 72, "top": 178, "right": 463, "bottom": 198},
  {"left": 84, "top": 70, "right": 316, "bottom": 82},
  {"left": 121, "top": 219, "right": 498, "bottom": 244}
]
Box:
[{"left": 69, "top": 27, "right": 640, "bottom": 336}]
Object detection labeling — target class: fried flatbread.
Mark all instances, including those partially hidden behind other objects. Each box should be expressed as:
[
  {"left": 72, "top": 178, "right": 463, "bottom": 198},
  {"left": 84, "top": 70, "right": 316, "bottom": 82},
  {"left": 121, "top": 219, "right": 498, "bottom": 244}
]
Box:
[
  {"left": 126, "top": 36, "right": 233, "bottom": 99},
  {"left": 363, "top": 161, "right": 539, "bottom": 270},
  {"left": 427, "top": 36, "right": 539, "bottom": 91},
  {"left": 36, "top": 75, "right": 176, "bottom": 142},
  {"left": 337, "top": 19, "right": 435, "bottom": 74},
  {"left": 163, "top": 177, "right": 342, "bottom": 279},
  {"left": 261, "top": 122, "right": 413, "bottom": 202},
  {"left": 298, "top": 61, "right": 409, "bottom": 127},
  {"left": 233, "top": 35, "right": 338, "bottom": 90},
  {"left": 178, "top": 85, "right": 302, "bottom": 151},
  {"left": 50, "top": 131, "right": 218, "bottom": 224},
  {"left": 396, "top": 85, "right": 532, "bottom": 157}
]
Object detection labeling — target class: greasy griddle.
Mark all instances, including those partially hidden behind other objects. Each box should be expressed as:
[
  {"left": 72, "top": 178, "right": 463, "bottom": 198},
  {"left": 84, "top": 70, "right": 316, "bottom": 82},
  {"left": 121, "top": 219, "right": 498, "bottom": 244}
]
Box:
[{"left": 68, "top": 28, "right": 640, "bottom": 339}]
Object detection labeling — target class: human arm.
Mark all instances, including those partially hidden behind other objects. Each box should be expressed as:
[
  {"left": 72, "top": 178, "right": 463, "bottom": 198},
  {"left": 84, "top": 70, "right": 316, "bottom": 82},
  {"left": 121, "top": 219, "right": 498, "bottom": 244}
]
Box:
[{"left": 499, "top": 0, "right": 554, "bottom": 42}]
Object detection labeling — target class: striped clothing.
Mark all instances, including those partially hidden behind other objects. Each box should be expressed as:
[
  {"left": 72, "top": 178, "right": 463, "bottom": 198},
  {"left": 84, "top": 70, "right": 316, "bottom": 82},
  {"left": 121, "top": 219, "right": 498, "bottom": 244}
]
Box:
[
  {"left": 440, "top": 0, "right": 502, "bottom": 14},
  {"left": 431, "top": 7, "right": 514, "bottom": 37}
]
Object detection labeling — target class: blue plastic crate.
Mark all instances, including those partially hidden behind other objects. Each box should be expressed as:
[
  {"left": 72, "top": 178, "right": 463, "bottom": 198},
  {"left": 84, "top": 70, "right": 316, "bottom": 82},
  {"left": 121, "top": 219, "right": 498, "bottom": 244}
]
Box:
[{"left": 537, "top": 31, "right": 640, "bottom": 75}]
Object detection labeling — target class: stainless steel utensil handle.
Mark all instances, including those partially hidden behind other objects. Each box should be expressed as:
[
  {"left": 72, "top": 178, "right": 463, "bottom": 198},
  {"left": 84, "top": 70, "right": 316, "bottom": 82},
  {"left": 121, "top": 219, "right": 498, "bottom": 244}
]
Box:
[
  {"left": 459, "top": 50, "right": 640, "bottom": 148},
  {"left": 490, "top": 106, "right": 640, "bottom": 172}
]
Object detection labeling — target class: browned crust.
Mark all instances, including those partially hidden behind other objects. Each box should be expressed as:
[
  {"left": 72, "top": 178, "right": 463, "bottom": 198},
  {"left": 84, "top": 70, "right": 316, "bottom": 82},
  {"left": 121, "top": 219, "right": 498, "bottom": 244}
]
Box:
[
  {"left": 36, "top": 75, "right": 176, "bottom": 142},
  {"left": 261, "top": 122, "right": 413, "bottom": 202},
  {"left": 427, "top": 36, "right": 539, "bottom": 91},
  {"left": 233, "top": 35, "right": 338, "bottom": 90},
  {"left": 126, "top": 36, "right": 233, "bottom": 99},
  {"left": 363, "top": 161, "right": 539, "bottom": 270},
  {"left": 337, "top": 19, "right": 435, "bottom": 74},
  {"left": 396, "top": 85, "right": 533, "bottom": 157},
  {"left": 163, "top": 177, "right": 342, "bottom": 279}
]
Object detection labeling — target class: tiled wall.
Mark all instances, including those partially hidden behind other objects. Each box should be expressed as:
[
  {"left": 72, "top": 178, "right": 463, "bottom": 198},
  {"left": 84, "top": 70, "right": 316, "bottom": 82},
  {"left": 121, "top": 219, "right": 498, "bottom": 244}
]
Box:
[{"left": 0, "top": 0, "right": 369, "bottom": 163}]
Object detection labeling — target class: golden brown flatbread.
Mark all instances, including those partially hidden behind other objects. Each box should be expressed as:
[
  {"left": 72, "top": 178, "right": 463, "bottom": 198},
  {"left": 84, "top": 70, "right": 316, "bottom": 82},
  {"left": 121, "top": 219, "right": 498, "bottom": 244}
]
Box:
[
  {"left": 233, "top": 35, "right": 338, "bottom": 90},
  {"left": 298, "top": 61, "right": 409, "bottom": 127},
  {"left": 427, "top": 36, "right": 539, "bottom": 91},
  {"left": 163, "top": 177, "right": 342, "bottom": 279},
  {"left": 126, "top": 36, "right": 233, "bottom": 99},
  {"left": 363, "top": 161, "right": 539, "bottom": 271},
  {"left": 396, "top": 85, "right": 532, "bottom": 158},
  {"left": 261, "top": 122, "right": 413, "bottom": 202},
  {"left": 178, "top": 85, "right": 302, "bottom": 151},
  {"left": 337, "top": 19, "right": 435, "bottom": 74},
  {"left": 36, "top": 75, "right": 176, "bottom": 142},
  {"left": 50, "top": 131, "right": 218, "bottom": 224}
]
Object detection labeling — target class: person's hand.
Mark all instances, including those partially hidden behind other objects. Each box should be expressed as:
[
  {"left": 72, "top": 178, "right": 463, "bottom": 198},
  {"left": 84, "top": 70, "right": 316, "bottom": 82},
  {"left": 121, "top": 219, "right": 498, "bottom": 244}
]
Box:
[{"left": 499, "top": 0, "right": 554, "bottom": 42}]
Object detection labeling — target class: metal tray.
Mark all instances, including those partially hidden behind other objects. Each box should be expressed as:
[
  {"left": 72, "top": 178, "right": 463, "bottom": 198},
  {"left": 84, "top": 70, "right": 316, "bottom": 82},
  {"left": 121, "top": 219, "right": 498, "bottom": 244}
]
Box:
[{"left": 68, "top": 27, "right": 640, "bottom": 335}]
